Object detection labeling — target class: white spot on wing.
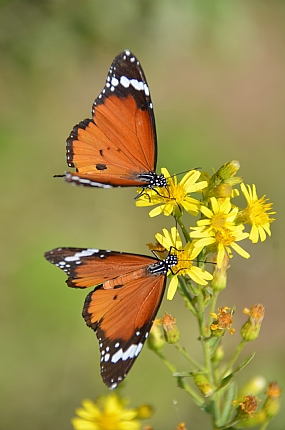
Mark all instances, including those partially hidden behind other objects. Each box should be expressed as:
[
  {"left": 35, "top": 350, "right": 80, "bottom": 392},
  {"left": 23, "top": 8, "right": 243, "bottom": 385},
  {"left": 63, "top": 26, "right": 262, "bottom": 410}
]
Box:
[
  {"left": 111, "top": 77, "right": 119, "bottom": 86},
  {"left": 120, "top": 76, "right": 130, "bottom": 88},
  {"left": 111, "top": 343, "right": 143, "bottom": 363},
  {"left": 64, "top": 249, "right": 99, "bottom": 262}
]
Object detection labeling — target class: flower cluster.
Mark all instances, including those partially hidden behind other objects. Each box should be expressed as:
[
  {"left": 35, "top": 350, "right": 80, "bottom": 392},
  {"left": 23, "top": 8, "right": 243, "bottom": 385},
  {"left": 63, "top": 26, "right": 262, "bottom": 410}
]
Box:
[
  {"left": 136, "top": 161, "right": 275, "bottom": 277},
  {"left": 72, "top": 161, "right": 278, "bottom": 430}
]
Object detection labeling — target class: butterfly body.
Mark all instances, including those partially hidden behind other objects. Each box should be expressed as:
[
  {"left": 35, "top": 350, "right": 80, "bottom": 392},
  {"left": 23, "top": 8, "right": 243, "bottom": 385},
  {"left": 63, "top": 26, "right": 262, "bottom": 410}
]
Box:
[
  {"left": 44, "top": 247, "right": 177, "bottom": 388},
  {"left": 63, "top": 50, "right": 166, "bottom": 190}
]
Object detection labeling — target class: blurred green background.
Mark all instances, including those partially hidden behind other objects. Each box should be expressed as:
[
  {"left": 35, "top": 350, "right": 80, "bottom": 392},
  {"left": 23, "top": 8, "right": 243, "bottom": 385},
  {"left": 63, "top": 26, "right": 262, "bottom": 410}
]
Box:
[{"left": 1, "top": 1, "right": 284, "bottom": 429}]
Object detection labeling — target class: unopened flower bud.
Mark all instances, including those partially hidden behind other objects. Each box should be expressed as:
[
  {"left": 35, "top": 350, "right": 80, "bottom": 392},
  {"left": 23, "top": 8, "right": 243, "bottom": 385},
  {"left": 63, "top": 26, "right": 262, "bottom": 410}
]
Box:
[
  {"left": 192, "top": 372, "right": 214, "bottom": 397},
  {"left": 176, "top": 423, "right": 187, "bottom": 430},
  {"left": 234, "top": 411, "right": 266, "bottom": 428},
  {"left": 211, "top": 345, "right": 224, "bottom": 364},
  {"left": 218, "top": 160, "right": 240, "bottom": 180},
  {"left": 211, "top": 254, "right": 229, "bottom": 292},
  {"left": 206, "top": 160, "right": 242, "bottom": 198},
  {"left": 237, "top": 376, "right": 267, "bottom": 402},
  {"left": 241, "top": 304, "right": 265, "bottom": 341},
  {"left": 161, "top": 312, "right": 180, "bottom": 344},
  {"left": 215, "top": 183, "right": 233, "bottom": 198},
  {"left": 137, "top": 404, "right": 153, "bottom": 419},
  {"left": 262, "top": 381, "right": 281, "bottom": 419},
  {"left": 147, "top": 321, "right": 165, "bottom": 351}
]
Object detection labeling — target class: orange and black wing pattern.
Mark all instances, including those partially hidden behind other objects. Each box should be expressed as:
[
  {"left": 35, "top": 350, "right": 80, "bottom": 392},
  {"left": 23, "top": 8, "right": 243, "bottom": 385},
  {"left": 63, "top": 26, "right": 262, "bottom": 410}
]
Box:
[
  {"left": 44, "top": 247, "right": 177, "bottom": 388},
  {"left": 64, "top": 50, "right": 166, "bottom": 189}
]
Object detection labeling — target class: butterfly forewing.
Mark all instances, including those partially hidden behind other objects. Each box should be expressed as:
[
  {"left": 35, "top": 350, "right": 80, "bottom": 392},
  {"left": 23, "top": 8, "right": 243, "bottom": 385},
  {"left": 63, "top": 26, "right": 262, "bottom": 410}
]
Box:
[
  {"left": 44, "top": 247, "right": 157, "bottom": 288},
  {"left": 65, "top": 50, "right": 158, "bottom": 188},
  {"left": 44, "top": 247, "right": 169, "bottom": 388}
]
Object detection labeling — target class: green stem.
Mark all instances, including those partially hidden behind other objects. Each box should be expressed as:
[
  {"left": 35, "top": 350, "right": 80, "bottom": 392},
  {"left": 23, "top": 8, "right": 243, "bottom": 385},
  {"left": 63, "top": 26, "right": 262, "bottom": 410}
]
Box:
[
  {"left": 195, "top": 250, "right": 222, "bottom": 426},
  {"left": 177, "top": 215, "right": 191, "bottom": 243},
  {"left": 174, "top": 343, "right": 203, "bottom": 370},
  {"left": 259, "top": 421, "right": 270, "bottom": 430},
  {"left": 222, "top": 339, "right": 248, "bottom": 378},
  {"left": 154, "top": 349, "right": 205, "bottom": 408},
  {"left": 209, "top": 292, "right": 218, "bottom": 326},
  {"left": 177, "top": 278, "right": 197, "bottom": 317}
]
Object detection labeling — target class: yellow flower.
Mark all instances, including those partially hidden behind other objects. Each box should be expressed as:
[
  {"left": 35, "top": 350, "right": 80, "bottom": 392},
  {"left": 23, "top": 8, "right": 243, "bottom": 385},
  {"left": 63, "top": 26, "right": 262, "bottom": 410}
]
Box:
[
  {"left": 237, "top": 183, "right": 276, "bottom": 243},
  {"left": 72, "top": 394, "right": 152, "bottom": 430},
  {"left": 155, "top": 227, "right": 213, "bottom": 300},
  {"left": 136, "top": 167, "right": 207, "bottom": 217},
  {"left": 190, "top": 197, "right": 250, "bottom": 268}
]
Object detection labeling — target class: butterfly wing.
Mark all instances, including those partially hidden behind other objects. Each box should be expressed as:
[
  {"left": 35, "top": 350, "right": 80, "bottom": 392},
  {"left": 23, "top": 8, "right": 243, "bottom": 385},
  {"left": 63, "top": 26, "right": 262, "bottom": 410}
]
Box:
[
  {"left": 83, "top": 273, "right": 166, "bottom": 389},
  {"left": 64, "top": 50, "right": 157, "bottom": 187},
  {"left": 44, "top": 247, "right": 156, "bottom": 288},
  {"left": 44, "top": 247, "right": 166, "bottom": 388}
]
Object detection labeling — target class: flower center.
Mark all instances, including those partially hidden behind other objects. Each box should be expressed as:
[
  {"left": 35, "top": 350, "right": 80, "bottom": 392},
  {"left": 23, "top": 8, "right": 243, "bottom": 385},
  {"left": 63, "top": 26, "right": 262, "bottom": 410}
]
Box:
[
  {"left": 168, "top": 182, "right": 186, "bottom": 204},
  {"left": 215, "top": 229, "right": 235, "bottom": 246},
  {"left": 172, "top": 250, "right": 193, "bottom": 275},
  {"left": 248, "top": 200, "right": 270, "bottom": 225},
  {"left": 212, "top": 213, "right": 227, "bottom": 229}
]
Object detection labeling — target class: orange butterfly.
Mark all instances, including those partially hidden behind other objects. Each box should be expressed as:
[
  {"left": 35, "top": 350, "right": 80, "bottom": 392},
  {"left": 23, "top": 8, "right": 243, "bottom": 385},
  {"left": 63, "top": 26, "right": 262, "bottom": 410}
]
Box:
[
  {"left": 60, "top": 50, "right": 166, "bottom": 190},
  {"left": 44, "top": 247, "right": 177, "bottom": 388}
]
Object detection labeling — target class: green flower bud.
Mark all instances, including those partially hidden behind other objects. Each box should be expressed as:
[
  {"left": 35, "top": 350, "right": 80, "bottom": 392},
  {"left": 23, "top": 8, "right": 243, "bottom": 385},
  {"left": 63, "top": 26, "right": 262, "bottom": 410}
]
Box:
[
  {"left": 161, "top": 312, "right": 180, "bottom": 344},
  {"left": 234, "top": 410, "right": 266, "bottom": 428},
  {"left": 241, "top": 304, "right": 265, "bottom": 341},
  {"left": 211, "top": 345, "right": 224, "bottom": 364},
  {"left": 262, "top": 382, "right": 281, "bottom": 419},
  {"left": 137, "top": 404, "right": 154, "bottom": 419},
  {"left": 147, "top": 322, "right": 165, "bottom": 352},
  {"left": 237, "top": 376, "right": 267, "bottom": 402},
  {"left": 218, "top": 160, "right": 240, "bottom": 180},
  {"left": 192, "top": 372, "right": 214, "bottom": 397},
  {"left": 210, "top": 253, "right": 229, "bottom": 292}
]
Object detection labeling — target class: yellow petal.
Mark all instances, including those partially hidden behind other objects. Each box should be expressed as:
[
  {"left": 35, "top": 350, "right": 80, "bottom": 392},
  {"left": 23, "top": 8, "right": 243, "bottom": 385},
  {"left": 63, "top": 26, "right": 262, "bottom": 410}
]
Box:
[
  {"left": 167, "top": 276, "right": 178, "bottom": 300},
  {"left": 149, "top": 205, "right": 164, "bottom": 217},
  {"left": 189, "top": 266, "right": 211, "bottom": 285},
  {"left": 71, "top": 417, "right": 100, "bottom": 430},
  {"left": 217, "top": 245, "right": 225, "bottom": 268},
  {"left": 200, "top": 205, "right": 213, "bottom": 219},
  {"left": 231, "top": 242, "right": 250, "bottom": 259}
]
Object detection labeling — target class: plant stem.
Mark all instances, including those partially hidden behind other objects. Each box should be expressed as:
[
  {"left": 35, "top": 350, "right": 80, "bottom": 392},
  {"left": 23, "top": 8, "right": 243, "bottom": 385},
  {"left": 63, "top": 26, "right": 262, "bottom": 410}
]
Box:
[
  {"left": 177, "top": 278, "right": 197, "bottom": 316},
  {"left": 222, "top": 339, "right": 248, "bottom": 378},
  {"left": 154, "top": 349, "right": 205, "bottom": 408},
  {"left": 174, "top": 343, "right": 203, "bottom": 370},
  {"left": 177, "top": 215, "right": 191, "bottom": 243}
]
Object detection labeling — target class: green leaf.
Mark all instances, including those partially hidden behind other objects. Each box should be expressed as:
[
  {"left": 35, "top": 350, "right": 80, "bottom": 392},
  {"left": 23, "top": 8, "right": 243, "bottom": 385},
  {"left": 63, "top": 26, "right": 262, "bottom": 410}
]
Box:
[{"left": 220, "top": 353, "right": 255, "bottom": 389}]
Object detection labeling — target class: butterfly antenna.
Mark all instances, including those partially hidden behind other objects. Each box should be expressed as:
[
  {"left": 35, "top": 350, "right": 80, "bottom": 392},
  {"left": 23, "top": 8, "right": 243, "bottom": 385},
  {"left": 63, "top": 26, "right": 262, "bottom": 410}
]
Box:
[
  {"left": 53, "top": 174, "right": 65, "bottom": 178},
  {"left": 166, "top": 168, "right": 202, "bottom": 181}
]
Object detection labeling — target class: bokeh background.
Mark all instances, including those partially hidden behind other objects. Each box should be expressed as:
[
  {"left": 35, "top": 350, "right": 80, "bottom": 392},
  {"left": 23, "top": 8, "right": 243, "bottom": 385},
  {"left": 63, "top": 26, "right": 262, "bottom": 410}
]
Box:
[{"left": 1, "top": 1, "right": 285, "bottom": 429}]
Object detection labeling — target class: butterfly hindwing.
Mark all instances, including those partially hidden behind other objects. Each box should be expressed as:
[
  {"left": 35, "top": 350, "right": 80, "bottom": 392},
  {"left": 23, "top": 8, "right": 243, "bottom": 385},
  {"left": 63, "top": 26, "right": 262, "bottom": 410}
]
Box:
[
  {"left": 83, "top": 273, "right": 166, "bottom": 388},
  {"left": 65, "top": 50, "right": 159, "bottom": 188}
]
